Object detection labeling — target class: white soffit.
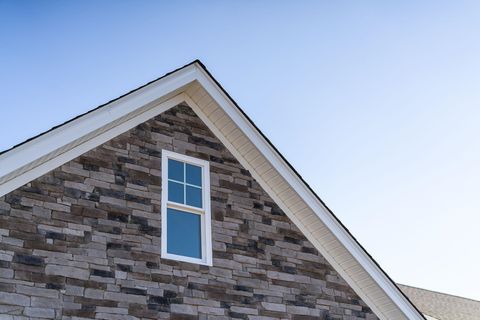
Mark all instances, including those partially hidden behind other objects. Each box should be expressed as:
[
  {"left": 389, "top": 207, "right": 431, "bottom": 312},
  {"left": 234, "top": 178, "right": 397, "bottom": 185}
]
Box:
[{"left": 0, "top": 61, "right": 424, "bottom": 320}]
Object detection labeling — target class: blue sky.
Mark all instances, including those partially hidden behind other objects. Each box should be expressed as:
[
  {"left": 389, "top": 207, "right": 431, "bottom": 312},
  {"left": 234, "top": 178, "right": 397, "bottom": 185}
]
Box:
[{"left": 1, "top": 1, "right": 479, "bottom": 300}]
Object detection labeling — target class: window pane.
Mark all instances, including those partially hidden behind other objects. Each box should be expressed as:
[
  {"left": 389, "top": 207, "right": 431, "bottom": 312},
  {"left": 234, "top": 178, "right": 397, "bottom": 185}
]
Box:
[
  {"left": 168, "top": 159, "right": 184, "bottom": 182},
  {"left": 168, "top": 181, "right": 184, "bottom": 204},
  {"left": 167, "top": 208, "right": 201, "bottom": 259},
  {"left": 186, "top": 163, "right": 202, "bottom": 186},
  {"left": 186, "top": 185, "right": 202, "bottom": 208}
]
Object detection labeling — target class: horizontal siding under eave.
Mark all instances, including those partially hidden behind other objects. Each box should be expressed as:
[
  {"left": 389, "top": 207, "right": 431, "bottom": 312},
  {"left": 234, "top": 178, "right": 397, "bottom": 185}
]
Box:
[
  {"left": 346, "top": 264, "right": 363, "bottom": 276},
  {"left": 231, "top": 135, "right": 249, "bottom": 150},
  {"left": 273, "top": 180, "right": 290, "bottom": 195},
  {"left": 340, "top": 257, "right": 357, "bottom": 270},
  {"left": 355, "top": 270, "right": 378, "bottom": 288},
  {"left": 232, "top": 142, "right": 250, "bottom": 159},
  {"left": 385, "top": 307, "right": 405, "bottom": 319},
  {"left": 191, "top": 95, "right": 213, "bottom": 113},
  {"left": 316, "top": 229, "right": 336, "bottom": 244},
  {"left": 267, "top": 175, "right": 285, "bottom": 190},
  {"left": 201, "top": 101, "right": 218, "bottom": 117},
  {"left": 225, "top": 128, "right": 243, "bottom": 144},
  {"left": 324, "top": 239, "right": 344, "bottom": 255},
  {"left": 281, "top": 191, "right": 301, "bottom": 207},
  {"left": 238, "top": 143, "right": 255, "bottom": 156},
  {"left": 379, "top": 299, "right": 400, "bottom": 315},
  {"left": 277, "top": 188, "right": 297, "bottom": 201},
  {"left": 262, "top": 169, "right": 279, "bottom": 185},
  {"left": 289, "top": 201, "right": 307, "bottom": 213},
  {"left": 218, "top": 117, "right": 234, "bottom": 131},
  {"left": 209, "top": 108, "right": 225, "bottom": 123},
  {"left": 304, "top": 221, "right": 326, "bottom": 235},
  {"left": 185, "top": 81, "right": 203, "bottom": 97},
  {"left": 196, "top": 90, "right": 214, "bottom": 107},
  {"left": 302, "top": 210, "right": 326, "bottom": 228},
  {"left": 370, "top": 287, "right": 392, "bottom": 302},
  {"left": 244, "top": 148, "right": 261, "bottom": 164},
  {"left": 255, "top": 162, "right": 273, "bottom": 176},
  {"left": 381, "top": 300, "right": 399, "bottom": 311},
  {"left": 214, "top": 114, "right": 230, "bottom": 130},
  {"left": 220, "top": 121, "right": 237, "bottom": 136},
  {"left": 330, "top": 246, "right": 353, "bottom": 265}
]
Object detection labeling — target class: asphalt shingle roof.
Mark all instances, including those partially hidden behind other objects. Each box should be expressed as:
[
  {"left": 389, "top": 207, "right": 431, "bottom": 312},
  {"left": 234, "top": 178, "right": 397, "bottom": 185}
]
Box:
[{"left": 399, "top": 284, "right": 480, "bottom": 320}]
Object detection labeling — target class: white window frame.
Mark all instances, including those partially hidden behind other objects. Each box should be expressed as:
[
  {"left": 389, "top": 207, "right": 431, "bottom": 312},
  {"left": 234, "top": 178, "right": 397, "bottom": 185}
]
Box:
[{"left": 161, "top": 149, "right": 212, "bottom": 266}]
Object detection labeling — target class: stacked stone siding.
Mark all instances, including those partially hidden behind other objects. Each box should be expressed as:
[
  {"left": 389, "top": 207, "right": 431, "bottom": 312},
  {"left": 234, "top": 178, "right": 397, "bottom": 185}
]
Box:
[{"left": 0, "top": 104, "right": 378, "bottom": 319}]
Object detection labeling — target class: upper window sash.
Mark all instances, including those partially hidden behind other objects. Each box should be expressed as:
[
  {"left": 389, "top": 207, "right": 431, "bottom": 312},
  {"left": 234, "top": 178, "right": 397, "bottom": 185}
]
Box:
[{"left": 167, "top": 158, "right": 204, "bottom": 209}]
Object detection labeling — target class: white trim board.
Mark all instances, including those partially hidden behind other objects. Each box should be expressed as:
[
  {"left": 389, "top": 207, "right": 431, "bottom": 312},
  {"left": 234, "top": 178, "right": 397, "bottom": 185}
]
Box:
[{"left": 0, "top": 61, "right": 424, "bottom": 320}]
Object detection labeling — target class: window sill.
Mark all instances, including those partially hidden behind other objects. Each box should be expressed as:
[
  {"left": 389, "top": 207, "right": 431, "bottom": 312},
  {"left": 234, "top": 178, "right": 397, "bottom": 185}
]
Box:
[{"left": 161, "top": 252, "right": 213, "bottom": 266}]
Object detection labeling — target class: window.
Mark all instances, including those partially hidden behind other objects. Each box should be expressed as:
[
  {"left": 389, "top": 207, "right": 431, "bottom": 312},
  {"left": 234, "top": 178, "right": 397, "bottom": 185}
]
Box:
[{"left": 161, "top": 150, "right": 212, "bottom": 265}]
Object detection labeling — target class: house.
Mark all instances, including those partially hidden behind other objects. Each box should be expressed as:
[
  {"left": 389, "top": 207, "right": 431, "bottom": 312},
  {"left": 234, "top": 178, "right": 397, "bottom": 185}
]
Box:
[{"left": 0, "top": 60, "right": 426, "bottom": 319}]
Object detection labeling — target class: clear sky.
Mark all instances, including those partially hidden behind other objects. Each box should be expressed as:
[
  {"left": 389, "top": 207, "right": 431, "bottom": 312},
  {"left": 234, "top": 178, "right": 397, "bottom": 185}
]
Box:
[{"left": 1, "top": 1, "right": 479, "bottom": 300}]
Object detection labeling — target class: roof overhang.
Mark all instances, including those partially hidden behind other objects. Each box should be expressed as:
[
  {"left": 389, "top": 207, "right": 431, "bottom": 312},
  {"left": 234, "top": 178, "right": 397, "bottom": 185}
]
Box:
[{"left": 0, "top": 61, "right": 424, "bottom": 320}]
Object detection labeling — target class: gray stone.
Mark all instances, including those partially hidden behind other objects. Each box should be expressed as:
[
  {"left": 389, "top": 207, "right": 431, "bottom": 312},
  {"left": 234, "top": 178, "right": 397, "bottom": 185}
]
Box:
[
  {"left": 170, "top": 304, "right": 198, "bottom": 315},
  {"left": 16, "top": 285, "right": 58, "bottom": 299},
  {"left": 23, "top": 307, "right": 55, "bottom": 318},
  {"left": 31, "top": 297, "right": 62, "bottom": 308},
  {"left": 45, "top": 265, "right": 89, "bottom": 280},
  {"left": 0, "top": 292, "right": 30, "bottom": 306},
  {"left": 261, "top": 302, "right": 286, "bottom": 312},
  {"left": 104, "top": 292, "right": 146, "bottom": 304}
]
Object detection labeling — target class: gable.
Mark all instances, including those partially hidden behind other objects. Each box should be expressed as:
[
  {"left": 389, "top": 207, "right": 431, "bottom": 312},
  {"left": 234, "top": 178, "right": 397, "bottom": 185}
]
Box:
[
  {"left": 0, "top": 103, "right": 379, "bottom": 319},
  {"left": 0, "top": 60, "right": 424, "bottom": 319}
]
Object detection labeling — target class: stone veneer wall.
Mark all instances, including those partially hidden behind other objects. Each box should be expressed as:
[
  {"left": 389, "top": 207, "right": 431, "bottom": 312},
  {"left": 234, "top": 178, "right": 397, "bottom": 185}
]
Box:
[{"left": 0, "top": 104, "right": 378, "bottom": 320}]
